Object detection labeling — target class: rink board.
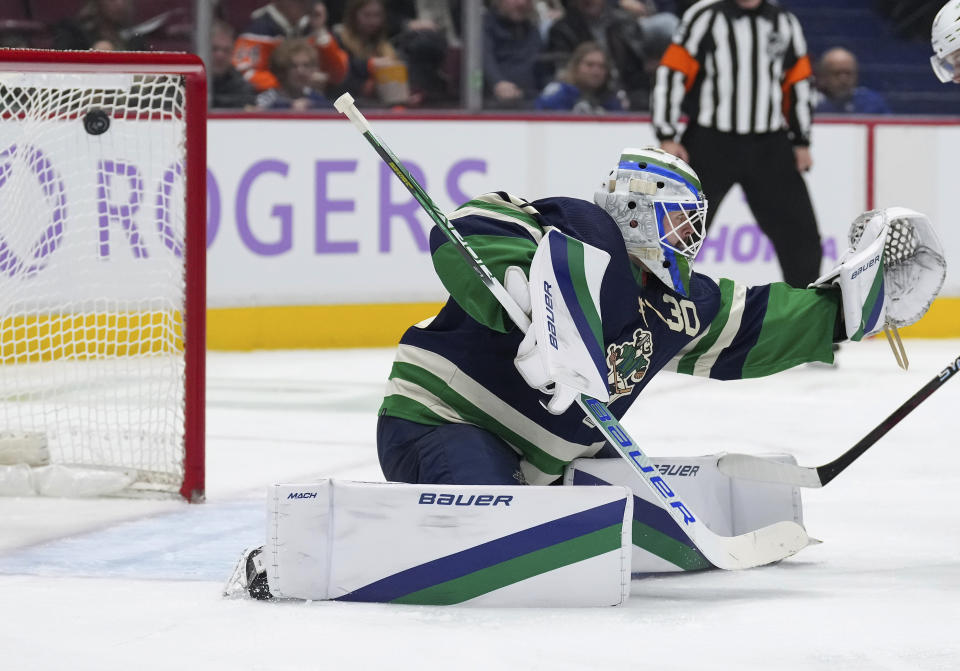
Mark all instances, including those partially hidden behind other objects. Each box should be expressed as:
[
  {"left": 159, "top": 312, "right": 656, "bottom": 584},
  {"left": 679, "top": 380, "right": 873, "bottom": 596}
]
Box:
[{"left": 200, "top": 116, "right": 960, "bottom": 348}]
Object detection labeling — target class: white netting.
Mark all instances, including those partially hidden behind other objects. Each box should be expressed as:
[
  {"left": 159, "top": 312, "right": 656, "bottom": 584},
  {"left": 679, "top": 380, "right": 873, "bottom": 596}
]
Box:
[{"left": 0, "top": 69, "right": 188, "bottom": 495}]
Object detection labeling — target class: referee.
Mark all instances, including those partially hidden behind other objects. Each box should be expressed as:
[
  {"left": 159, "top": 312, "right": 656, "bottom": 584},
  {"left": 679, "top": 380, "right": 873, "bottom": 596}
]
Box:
[{"left": 651, "top": 0, "right": 822, "bottom": 288}]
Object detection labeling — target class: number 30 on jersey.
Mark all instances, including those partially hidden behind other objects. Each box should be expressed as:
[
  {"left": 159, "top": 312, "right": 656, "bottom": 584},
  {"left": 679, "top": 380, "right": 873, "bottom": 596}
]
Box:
[{"left": 663, "top": 295, "right": 700, "bottom": 336}]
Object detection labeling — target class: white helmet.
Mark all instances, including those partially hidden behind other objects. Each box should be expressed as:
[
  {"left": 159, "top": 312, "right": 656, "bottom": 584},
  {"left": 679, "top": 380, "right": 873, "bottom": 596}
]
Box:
[
  {"left": 931, "top": 0, "right": 960, "bottom": 82},
  {"left": 594, "top": 147, "right": 707, "bottom": 296}
]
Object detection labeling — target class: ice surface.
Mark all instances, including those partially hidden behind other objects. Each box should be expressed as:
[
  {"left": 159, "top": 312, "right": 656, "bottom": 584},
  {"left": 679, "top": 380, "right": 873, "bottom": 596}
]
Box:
[{"left": 0, "top": 341, "right": 957, "bottom": 670}]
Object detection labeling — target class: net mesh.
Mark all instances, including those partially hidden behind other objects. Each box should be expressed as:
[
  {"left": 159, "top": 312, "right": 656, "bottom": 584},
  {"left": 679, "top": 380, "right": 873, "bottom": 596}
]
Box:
[{"left": 0, "top": 70, "right": 188, "bottom": 494}]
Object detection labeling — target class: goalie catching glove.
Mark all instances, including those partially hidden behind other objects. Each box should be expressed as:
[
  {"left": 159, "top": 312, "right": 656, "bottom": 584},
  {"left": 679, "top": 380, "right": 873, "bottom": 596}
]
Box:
[
  {"left": 811, "top": 207, "right": 946, "bottom": 363},
  {"left": 504, "top": 230, "right": 611, "bottom": 414}
]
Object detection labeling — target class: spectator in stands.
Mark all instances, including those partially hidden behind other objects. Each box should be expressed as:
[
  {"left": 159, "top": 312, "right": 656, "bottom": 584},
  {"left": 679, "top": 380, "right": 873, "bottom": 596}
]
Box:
[
  {"left": 52, "top": 0, "right": 147, "bottom": 51},
  {"left": 333, "top": 0, "right": 411, "bottom": 106},
  {"left": 325, "top": 0, "right": 461, "bottom": 40},
  {"left": 211, "top": 20, "right": 257, "bottom": 109},
  {"left": 617, "top": 0, "right": 680, "bottom": 64},
  {"left": 0, "top": 34, "right": 30, "bottom": 50},
  {"left": 377, "top": 1, "right": 461, "bottom": 44},
  {"left": 535, "top": 41, "right": 626, "bottom": 113},
  {"left": 233, "top": 1, "right": 348, "bottom": 93},
  {"left": 391, "top": 1, "right": 460, "bottom": 106},
  {"left": 657, "top": 0, "right": 694, "bottom": 14},
  {"left": 880, "top": 0, "right": 943, "bottom": 40},
  {"left": 546, "top": 0, "right": 650, "bottom": 110},
  {"left": 814, "top": 48, "right": 890, "bottom": 115},
  {"left": 535, "top": 0, "right": 566, "bottom": 39},
  {"left": 483, "top": 0, "right": 546, "bottom": 108},
  {"left": 257, "top": 38, "right": 333, "bottom": 110}
]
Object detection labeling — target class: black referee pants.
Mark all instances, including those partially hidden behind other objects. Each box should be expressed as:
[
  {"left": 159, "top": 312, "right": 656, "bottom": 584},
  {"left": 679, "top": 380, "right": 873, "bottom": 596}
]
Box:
[{"left": 681, "top": 126, "right": 823, "bottom": 288}]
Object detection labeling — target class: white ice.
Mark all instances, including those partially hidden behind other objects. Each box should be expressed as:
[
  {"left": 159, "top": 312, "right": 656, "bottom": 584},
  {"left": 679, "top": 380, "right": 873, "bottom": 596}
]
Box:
[{"left": 1, "top": 339, "right": 957, "bottom": 670}]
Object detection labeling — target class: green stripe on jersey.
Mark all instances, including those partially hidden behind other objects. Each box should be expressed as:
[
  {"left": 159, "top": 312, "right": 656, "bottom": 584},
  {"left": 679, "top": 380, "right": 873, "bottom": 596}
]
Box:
[
  {"left": 391, "top": 524, "right": 623, "bottom": 605},
  {"left": 741, "top": 284, "right": 839, "bottom": 377},
  {"left": 565, "top": 237, "right": 604, "bottom": 352},
  {"left": 452, "top": 196, "right": 542, "bottom": 233},
  {"left": 432, "top": 234, "right": 537, "bottom": 333},
  {"left": 386, "top": 361, "right": 567, "bottom": 477},
  {"left": 676, "top": 277, "right": 736, "bottom": 375},
  {"left": 378, "top": 394, "right": 448, "bottom": 427}
]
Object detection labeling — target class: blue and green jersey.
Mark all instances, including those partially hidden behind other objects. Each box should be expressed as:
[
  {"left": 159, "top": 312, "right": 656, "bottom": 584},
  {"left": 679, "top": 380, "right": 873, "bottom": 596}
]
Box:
[{"left": 380, "top": 193, "right": 840, "bottom": 484}]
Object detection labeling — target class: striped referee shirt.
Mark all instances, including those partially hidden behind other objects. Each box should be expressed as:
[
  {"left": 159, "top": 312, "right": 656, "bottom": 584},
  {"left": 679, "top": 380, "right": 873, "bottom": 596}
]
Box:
[{"left": 652, "top": 0, "right": 813, "bottom": 145}]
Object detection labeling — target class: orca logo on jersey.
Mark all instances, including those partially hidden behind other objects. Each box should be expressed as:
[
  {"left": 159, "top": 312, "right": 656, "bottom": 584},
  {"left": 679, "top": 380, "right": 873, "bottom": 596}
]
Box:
[
  {"left": 939, "top": 356, "right": 960, "bottom": 381},
  {"left": 543, "top": 281, "right": 559, "bottom": 349},
  {"left": 606, "top": 328, "right": 654, "bottom": 402}
]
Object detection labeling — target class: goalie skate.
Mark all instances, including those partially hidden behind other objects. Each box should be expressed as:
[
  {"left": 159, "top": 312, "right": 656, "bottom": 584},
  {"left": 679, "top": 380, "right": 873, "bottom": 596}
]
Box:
[{"left": 222, "top": 546, "right": 273, "bottom": 601}]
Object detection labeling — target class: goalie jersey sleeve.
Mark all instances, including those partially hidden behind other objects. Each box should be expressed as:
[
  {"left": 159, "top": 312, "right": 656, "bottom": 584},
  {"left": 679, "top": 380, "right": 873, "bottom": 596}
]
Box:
[
  {"left": 663, "top": 279, "right": 840, "bottom": 380},
  {"left": 379, "top": 193, "right": 840, "bottom": 484},
  {"left": 429, "top": 192, "right": 547, "bottom": 333}
]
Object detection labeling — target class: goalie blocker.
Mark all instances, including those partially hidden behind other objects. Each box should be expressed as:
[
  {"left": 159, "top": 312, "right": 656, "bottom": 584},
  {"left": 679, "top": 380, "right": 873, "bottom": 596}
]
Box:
[{"left": 225, "top": 454, "right": 804, "bottom": 606}]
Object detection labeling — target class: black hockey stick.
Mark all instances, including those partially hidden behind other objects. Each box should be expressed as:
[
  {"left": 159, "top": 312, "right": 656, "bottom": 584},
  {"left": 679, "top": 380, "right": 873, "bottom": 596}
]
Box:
[
  {"left": 335, "top": 92, "right": 810, "bottom": 569},
  {"left": 718, "top": 354, "right": 960, "bottom": 487}
]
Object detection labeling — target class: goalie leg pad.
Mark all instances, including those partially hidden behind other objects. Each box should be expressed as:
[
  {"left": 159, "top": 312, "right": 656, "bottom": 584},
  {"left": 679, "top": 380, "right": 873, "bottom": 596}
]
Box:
[
  {"left": 259, "top": 479, "right": 633, "bottom": 607},
  {"left": 564, "top": 454, "right": 804, "bottom": 574}
]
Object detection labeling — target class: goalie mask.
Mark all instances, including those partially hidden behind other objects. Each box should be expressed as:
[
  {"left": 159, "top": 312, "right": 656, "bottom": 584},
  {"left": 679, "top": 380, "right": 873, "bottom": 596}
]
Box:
[
  {"left": 594, "top": 147, "right": 707, "bottom": 296},
  {"left": 931, "top": 0, "right": 960, "bottom": 83}
]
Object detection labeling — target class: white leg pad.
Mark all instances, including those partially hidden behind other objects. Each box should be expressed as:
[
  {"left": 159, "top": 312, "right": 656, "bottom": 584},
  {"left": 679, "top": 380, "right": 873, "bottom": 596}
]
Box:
[
  {"left": 564, "top": 454, "right": 804, "bottom": 573},
  {"left": 265, "top": 480, "right": 633, "bottom": 607}
]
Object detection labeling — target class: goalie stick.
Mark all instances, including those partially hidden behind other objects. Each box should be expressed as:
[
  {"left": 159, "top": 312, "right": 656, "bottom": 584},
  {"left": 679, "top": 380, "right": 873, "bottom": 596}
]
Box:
[
  {"left": 718, "top": 354, "right": 960, "bottom": 488},
  {"left": 334, "top": 93, "right": 810, "bottom": 570}
]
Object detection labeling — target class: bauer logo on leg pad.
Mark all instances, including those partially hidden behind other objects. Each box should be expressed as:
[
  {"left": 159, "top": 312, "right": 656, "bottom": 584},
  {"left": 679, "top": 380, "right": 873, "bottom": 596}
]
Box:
[{"left": 419, "top": 493, "right": 513, "bottom": 506}]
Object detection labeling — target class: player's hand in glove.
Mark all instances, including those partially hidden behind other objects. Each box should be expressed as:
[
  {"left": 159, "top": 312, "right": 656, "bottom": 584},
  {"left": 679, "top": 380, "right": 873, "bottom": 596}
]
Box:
[
  {"left": 503, "top": 230, "right": 611, "bottom": 414},
  {"left": 811, "top": 207, "right": 946, "bottom": 367}
]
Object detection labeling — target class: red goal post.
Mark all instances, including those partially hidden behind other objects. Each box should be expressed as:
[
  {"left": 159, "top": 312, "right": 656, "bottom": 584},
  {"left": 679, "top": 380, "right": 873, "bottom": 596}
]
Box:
[{"left": 0, "top": 49, "right": 206, "bottom": 501}]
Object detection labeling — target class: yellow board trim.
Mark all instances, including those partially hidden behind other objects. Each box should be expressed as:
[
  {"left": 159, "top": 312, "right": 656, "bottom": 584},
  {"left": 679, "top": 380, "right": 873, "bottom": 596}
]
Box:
[
  {"left": 896, "top": 297, "right": 960, "bottom": 339},
  {"left": 0, "top": 312, "right": 183, "bottom": 363},
  {"left": 207, "top": 302, "right": 446, "bottom": 350},
  {"left": 206, "top": 297, "right": 959, "bottom": 350}
]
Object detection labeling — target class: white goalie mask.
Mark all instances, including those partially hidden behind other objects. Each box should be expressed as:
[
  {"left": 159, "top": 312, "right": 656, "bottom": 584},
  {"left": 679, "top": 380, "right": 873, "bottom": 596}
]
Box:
[
  {"left": 931, "top": 0, "right": 960, "bottom": 82},
  {"left": 594, "top": 147, "right": 707, "bottom": 296}
]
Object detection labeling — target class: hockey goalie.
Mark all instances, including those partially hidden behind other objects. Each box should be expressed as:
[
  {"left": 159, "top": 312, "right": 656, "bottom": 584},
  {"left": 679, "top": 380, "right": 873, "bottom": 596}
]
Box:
[{"left": 226, "top": 146, "right": 946, "bottom": 607}]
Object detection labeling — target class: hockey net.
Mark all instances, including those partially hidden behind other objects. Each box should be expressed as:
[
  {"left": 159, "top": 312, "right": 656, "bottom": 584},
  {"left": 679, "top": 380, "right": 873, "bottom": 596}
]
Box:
[{"left": 0, "top": 50, "right": 206, "bottom": 500}]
